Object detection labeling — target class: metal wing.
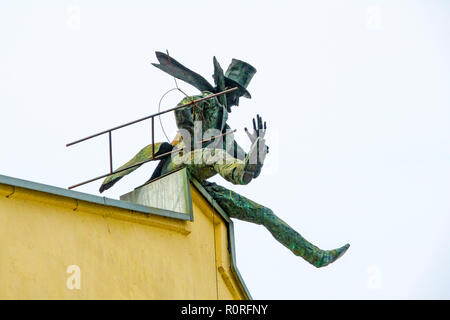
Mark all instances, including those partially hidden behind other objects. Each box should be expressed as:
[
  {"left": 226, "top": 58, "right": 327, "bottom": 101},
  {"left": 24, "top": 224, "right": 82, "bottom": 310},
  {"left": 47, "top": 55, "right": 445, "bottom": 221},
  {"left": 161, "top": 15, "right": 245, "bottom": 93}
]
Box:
[
  {"left": 152, "top": 51, "right": 215, "bottom": 93},
  {"left": 212, "top": 56, "right": 227, "bottom": 107}
]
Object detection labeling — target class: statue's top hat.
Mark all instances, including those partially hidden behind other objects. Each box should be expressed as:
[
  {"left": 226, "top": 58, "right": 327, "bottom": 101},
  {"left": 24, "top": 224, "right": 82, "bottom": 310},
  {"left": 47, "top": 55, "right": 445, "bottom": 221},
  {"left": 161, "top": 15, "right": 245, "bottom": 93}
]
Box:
[{"left": 224, "top": 59, "right": 256, "bottom": 99}]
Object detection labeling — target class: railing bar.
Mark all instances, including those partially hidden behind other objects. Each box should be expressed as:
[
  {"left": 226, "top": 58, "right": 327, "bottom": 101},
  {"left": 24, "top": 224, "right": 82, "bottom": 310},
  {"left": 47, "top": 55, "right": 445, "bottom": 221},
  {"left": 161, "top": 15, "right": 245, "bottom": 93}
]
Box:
[
  {"left": 68, "top": 129, "right": 236, "bottom": 190},
  {"left": 68, "top": 148, "right": 181, "bottom": 190},
  {"left": 66, "top": 87, "right": 238, "bottom": 147},
  {"left": 151, "top": 86, "right": 237, "bottom": 117}
]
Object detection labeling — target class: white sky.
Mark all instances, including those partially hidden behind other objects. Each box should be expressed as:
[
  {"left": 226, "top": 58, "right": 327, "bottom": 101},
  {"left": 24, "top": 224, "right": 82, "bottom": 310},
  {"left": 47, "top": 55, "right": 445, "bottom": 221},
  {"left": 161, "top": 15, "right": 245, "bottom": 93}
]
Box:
[{"left": 1, "top": 0, "right": 449, "bottom": 299}]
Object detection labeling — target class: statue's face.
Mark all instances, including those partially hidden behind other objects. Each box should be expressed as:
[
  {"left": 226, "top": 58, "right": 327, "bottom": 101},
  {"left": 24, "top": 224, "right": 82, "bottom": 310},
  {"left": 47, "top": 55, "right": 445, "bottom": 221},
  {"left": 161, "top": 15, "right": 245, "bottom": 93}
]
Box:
[{"left": 226, "top": 90, "right": 241, "bottom": 108}]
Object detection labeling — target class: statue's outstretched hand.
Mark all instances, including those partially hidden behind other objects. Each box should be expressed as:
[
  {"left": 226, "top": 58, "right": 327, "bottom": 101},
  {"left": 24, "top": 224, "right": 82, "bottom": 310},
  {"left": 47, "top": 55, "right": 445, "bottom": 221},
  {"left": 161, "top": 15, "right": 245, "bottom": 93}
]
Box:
[
  {"left": 242, "top": 115, "right": 269, "bottom": 183},
  {"left": 245, "top": 114, "right": 266, "bottom": 141},
  {"left": 245, "top": 114, "right": 269, "bottom": 154}
]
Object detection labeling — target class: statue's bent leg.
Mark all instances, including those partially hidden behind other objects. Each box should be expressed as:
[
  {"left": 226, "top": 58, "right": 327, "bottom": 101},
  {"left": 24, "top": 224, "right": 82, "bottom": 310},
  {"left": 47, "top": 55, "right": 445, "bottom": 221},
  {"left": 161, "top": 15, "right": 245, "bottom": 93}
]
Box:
[{"left": 201, "top": 181, "right": 350, "bottom": 268}]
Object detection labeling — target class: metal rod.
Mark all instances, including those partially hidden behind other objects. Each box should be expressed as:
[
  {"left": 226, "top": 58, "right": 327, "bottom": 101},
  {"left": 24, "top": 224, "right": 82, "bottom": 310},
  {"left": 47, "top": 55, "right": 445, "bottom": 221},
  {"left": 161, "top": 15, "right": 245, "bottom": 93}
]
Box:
[
  {"left": 68, "top": 129, "right": 236, "bottom": 190},
  {"left": 67, "top": 148, "right": 181, "bottom": 190},
  {"left": 151, "top": 117, "right": 155, "bottom": 159},
  {"left": 66, "top": 87, "right": 238, "bottom": 147},
  {"left": 108, "top": 131, "right": 113, "bottom": 173}
]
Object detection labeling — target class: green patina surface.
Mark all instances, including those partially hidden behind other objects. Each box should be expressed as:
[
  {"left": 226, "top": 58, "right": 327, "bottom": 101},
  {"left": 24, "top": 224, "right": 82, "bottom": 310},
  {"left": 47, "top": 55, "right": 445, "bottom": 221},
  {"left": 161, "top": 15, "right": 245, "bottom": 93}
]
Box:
[
  {"left": 99, "top": 142, "right": 171, "bottom": 193},
  {"left": 201, "top": 181, "right": 349, "bottom": 268},
  {"left": 99, "top": 52, "right": 350, "bottom": 268}
]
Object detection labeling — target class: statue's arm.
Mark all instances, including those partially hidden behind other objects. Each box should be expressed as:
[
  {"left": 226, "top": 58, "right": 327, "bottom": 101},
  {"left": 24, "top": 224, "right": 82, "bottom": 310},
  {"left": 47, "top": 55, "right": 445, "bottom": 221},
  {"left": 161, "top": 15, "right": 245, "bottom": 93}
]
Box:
[
  {"left": 212, "top": 137, "right": 267, "bottom": 185},
  {"left": 216, "top": 116, "right": 268, "bottom": 185},
  {"left": 242, "top": 114, "right": 269, "bottom": 180}
]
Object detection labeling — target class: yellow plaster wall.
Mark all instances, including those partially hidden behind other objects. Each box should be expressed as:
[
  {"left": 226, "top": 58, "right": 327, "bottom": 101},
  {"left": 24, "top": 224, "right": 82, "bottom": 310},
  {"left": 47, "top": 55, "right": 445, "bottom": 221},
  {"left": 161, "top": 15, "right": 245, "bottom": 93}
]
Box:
[
  {"left": 190, "top": 186, "right": 248, "bottom": 300},
  {"left": 0, "top": 183, "right": 248, "bottom": 300}
]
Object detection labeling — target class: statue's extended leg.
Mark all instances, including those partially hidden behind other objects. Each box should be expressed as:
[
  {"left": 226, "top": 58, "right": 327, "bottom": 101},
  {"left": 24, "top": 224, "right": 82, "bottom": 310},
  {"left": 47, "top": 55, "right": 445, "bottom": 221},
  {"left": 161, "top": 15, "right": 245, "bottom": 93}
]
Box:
[{"left": 201, "top": 181, "right": 350, "bottom": 268}]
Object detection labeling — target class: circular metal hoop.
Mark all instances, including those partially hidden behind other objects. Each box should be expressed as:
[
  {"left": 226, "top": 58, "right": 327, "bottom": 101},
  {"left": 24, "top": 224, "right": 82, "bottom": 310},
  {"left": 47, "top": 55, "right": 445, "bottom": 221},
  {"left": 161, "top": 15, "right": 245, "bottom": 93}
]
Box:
[{"left": 157, "top": 87, "right": 184, "bottom": 142}]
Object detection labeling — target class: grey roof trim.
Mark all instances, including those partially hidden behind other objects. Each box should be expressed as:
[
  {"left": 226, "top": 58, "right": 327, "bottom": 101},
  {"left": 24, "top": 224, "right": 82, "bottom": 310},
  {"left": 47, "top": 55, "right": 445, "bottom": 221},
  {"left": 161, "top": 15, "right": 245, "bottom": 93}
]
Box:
[
  {"left": 0, "top": 174, "right": 191, "bottom": 221},
  {"left": 190, "top": 178, "right": 253, "bottom": 300}
]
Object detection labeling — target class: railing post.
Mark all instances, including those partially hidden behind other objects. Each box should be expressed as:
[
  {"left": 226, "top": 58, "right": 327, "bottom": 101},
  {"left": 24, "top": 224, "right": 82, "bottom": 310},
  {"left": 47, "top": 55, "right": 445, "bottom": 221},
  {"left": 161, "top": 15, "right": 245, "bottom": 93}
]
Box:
[
  {"left": 108, "top": 131, "right": 113, "bottom": 174},
  {"left": 151, "top": 117, "right": 155, "bottom": 159}
]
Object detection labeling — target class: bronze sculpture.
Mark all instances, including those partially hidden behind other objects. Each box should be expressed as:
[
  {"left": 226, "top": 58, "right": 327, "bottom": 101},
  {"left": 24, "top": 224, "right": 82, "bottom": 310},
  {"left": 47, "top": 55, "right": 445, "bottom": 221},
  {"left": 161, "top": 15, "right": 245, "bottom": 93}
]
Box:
[{"left": 99, "top": 52, "right": 350, "bottom": 268}]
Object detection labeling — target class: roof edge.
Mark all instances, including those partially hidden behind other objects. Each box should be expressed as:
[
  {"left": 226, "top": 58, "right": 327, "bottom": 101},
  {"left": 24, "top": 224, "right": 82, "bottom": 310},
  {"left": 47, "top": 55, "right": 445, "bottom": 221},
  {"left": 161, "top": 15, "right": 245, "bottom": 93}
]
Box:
[{"left": 0, "top": 174, "right": 191, "bottom": 221}]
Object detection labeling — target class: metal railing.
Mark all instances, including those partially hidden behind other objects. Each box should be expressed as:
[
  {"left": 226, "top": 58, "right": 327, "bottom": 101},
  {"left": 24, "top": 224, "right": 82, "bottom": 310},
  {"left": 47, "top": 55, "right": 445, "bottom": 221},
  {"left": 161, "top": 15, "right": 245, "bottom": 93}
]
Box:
[{"left": 66, "top": 87, "right": 238, "bottom": 190}]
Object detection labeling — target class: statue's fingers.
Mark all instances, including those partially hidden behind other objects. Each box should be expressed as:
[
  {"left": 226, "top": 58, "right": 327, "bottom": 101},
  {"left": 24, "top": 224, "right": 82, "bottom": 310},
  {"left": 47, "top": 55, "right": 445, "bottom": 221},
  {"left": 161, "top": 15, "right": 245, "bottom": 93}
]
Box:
[
  {"left": 259, "top": 121, "right": 267, "bottom": 138},
  {"left": 252, "top": 118, "right": 257, "bottom": 132},
  {"left": 245, "top": 127, "right": 255, "bottom": 141},
  {"left": 256, "top": 115, "right": 263, "bottom": 137}
]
